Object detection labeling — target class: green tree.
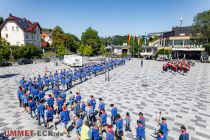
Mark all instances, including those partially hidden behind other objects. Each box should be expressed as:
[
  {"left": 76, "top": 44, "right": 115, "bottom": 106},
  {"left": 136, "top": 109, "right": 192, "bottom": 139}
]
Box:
[
  {"left": 81, "top": 27, "right": 100, "bottom": 54},
  {"left": 52, "top": 26, "right": 66, "bottom": 49},
  {"left": 0, "top": 38, "right": 10, "bottom": 61},
  {"left": 192, "top": 10, "right": 210, "bottom": 42},
  {"left": 79, "top": 44, "right": 85, "bottom": 55},
  {"left": 99, "top": 44, "right": 106, "bottom": 55},
  {"left": 0, "top": 17, "right": 4, "bottom": 25},
  {"left": 56, "top": 42, "right": 68, "bottom": 57},
  {"left": 83, "top": 45, "right": 93, "bottom": 57},
  {"left": 64, "top": 33, "right": 80, "bottom": 52}
]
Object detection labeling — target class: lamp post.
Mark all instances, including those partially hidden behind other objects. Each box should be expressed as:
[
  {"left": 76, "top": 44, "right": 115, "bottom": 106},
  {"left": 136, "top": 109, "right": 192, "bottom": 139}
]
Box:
[{"left": 105, "top": 46, "right": 112, "bottom": 81}]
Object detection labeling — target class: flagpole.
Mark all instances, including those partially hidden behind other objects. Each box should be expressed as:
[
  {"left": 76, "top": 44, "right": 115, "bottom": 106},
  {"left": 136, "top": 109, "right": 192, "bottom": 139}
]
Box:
[
  {"left": 132, "top": 38, "right": 134, "bottom": 58},
  {"left": 138, "top": 35, "right": 140, "bottom": 59}
]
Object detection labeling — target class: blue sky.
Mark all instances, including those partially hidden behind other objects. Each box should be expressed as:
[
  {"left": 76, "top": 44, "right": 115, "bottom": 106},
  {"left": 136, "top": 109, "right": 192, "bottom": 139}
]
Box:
[{"left": 0, "top": 0, "right": 210, "bottom": 38}]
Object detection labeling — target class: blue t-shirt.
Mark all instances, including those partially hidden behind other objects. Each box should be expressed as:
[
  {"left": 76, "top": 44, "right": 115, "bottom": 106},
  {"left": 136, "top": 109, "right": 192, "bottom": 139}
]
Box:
[
  {"left": 46, "top": 109, "right": 54, "bottom": 119},
  {"left": 60, "top": 110, "right": 70, "bottom": 124},
  {"left": 21, "top": 95, "right": 28, "bottom": 104},
  {"left": 37, "top": 104, "right": 45, "bottom": 116},
  {"left": 17, "top": 90, "right": 23, "bottom": 99},
  {"left": 160, "top": 123, "right": 168, "bottom": 135},
  {"left": 47, "top": 97, "right": 54, "bottom": 106},
  {"left": 100, "top": 113, "right": 107, "bottom": 126},
  {"left": 179, "top": 133, "right": 189, "bottom": 140},
  {"left": 57, "top": 99, "right": 64, "bottom": 111},
  {"left": 139, "top": 117, "right": 145, "bottom": 128},
  {"left": 98, "top": 102, "right": 105, "bottom": 110},
  {"left": 28, "top": 101, "right": 36, "bottom": 110},
  {"left": 75, "top": 95, "right": 82, "bottom": 102},
  {"left": 92, "top": 128, "right": 100, "bottom": 140},
  {"left": 75, "top": 119, "right": 83, "bottom": 133},
  {"left": 111, "top": 107, "right": 117, "bottom": 116},
  {"left": 89, "top": 99, "right": 96, "bottom": 108},
  {"left": 136, "top": 125, "right": 145, "bottom": 138},
  {"left": 116, "top": 118, "right": 123, "bottom": 131},
  {"left": 106, "top": 131, "right": 114, "bottom": 140}
]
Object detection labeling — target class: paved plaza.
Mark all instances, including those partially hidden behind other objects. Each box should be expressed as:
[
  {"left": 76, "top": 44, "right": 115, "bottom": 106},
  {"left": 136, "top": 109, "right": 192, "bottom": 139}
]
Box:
[{"left": 0, "top": 59, "right": 210, "bottom": 140}]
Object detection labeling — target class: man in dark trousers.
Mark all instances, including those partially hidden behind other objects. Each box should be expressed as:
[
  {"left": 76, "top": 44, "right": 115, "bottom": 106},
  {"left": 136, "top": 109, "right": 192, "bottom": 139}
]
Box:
[{"left": 141, "top": 59, "right": 143, "bottom": 67}]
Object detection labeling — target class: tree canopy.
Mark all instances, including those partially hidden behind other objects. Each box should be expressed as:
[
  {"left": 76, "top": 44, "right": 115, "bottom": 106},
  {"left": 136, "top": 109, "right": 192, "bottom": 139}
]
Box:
[
  {"left": 192, "top": 10, "right": 210, "bottom": 42},
  {"left": 81, "top": 27, "right": 100, "bottom": 54}
]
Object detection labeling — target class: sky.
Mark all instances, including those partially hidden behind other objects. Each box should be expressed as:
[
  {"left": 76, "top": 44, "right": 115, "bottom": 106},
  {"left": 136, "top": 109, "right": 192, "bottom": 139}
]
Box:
[{"left": 0, "top": 0, "right": 210, "bottom": 38}]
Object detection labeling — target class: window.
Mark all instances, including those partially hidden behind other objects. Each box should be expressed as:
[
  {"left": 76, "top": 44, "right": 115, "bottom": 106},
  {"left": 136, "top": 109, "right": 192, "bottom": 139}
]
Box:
[
  {"left": 26, "top": 33, "right": 28, "bottom": 39},
  {"left": 5, "top": 26, "right": 7, "bottom": 31},
  {"left": 16, "top": 26, "right": 19, "bottom": 30},
  {"left": 12, "top": 26, "right": 14, "bottom": 30},
  {"left": 6, "top": 34, "right": 8, "bottom": 38},
  {"left": 32, "top": 34, "right": 34, "bottom": 39}
]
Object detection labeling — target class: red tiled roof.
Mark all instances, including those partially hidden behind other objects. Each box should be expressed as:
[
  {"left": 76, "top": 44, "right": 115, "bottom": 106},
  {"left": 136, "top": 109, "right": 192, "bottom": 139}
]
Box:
[
  {"left": 41, "top": 41, "right": 48, "bottom": 47},
  {"left": 0, "top": 15, "right": 42, "bottom": 33}
]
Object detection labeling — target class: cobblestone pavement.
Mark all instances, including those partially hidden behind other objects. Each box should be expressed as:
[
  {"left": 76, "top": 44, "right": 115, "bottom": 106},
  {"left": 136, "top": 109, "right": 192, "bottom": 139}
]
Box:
[{"left": 0, "top": 59, "right": 210, "bottom": 140}]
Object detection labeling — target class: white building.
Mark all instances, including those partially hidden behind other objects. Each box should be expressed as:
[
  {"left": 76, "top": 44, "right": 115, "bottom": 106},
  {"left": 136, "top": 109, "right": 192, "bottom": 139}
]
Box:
[{"left": 0, "top": 14, "right": 42, "bottom": 47}]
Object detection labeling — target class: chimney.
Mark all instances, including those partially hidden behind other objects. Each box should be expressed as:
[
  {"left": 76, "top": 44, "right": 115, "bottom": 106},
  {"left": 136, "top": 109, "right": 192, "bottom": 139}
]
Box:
[{"left": 9, "top": 13, "right": 12, "bottom": 17}]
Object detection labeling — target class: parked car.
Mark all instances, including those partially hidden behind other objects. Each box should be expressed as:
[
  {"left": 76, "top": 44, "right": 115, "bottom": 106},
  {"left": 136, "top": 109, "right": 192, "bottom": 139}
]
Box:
[
  {"left": 44, "top": 57, "right": 51, "bottom": 62},
  {"left": 17, "top": 58, "right": 33, "bottom": 65},
  {"left": 0, "top": 61, "right": 12, "bottom": 67}
]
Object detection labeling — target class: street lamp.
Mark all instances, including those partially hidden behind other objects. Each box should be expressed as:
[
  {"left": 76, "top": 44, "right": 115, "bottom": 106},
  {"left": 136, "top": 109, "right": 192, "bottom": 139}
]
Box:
[{"left": 105, "top": 46, "right": 112, "bottom": 81}]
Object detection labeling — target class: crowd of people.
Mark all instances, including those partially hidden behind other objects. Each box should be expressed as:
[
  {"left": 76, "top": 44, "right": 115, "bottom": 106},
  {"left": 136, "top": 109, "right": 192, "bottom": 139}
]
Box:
[
  {"left": 17, "top": 58, "right": 189, "bottom": 140},
  {"left": 162, "top": 59, "right": 194, "bottom": 74}
]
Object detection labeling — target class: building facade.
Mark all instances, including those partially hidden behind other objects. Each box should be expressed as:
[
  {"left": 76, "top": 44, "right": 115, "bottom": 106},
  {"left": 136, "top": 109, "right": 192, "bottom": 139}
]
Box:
[
  {"left": 0, "top": 14, "right": 42, "bottom": 47},
  {"left": 159, "top": 26, "right": 205, "bottom": 60}
]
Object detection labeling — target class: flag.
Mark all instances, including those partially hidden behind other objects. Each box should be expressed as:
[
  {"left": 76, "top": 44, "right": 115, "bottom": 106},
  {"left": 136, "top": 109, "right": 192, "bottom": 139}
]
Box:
[
  {"left": 128, "top": 34, "right": 131, "bottom": 43},
  {"left": 134, "top": 35, "right": 136, "bottom": 41},
  {"left": 138, "top": 36, "right": 141, "bottom": 45}
]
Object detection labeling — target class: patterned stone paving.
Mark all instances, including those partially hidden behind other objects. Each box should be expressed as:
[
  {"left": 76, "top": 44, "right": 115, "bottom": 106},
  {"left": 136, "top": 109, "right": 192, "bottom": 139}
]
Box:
[{"left": 0, "top": 59, "right": 210, "bottom": 140}]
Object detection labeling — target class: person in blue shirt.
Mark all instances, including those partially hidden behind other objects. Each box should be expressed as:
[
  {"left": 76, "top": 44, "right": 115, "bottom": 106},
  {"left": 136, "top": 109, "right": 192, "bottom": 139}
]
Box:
[
  {"left": 92, "top": 124, "right": 102, "bottom": 140},
  {"left": 75, "top": 92, "right": 82, "bottom": 103},
  {"left": 98, "top": 98, "right": 105, "bottom": 117},
  {"left": 28, "top": 97, "right": 37, "bottom": 118},
  {"left": 66, "top": 76, "right": 72, "bottom": 90},
  {"left": 136, "top": 120, "right": 145, "bottom": 140},
  {"left": 159, "top": 117, "right": 168, "bottom": 139},
  {"left": 61, "top": 77, "right": 66, "bottom": 90},
  {"left": 37, "top": 99, "right": 46, "bottom": 126},
  {"left": 124, "top": 112, "right": 132, "bottom": 132},
  {"left": 17, "top": 86, "right": 23, "bottom": 107},
  {"left": 60, "top": 90, "right": 66, "bottom": 101},
  {"left": 44, "top": 76, "right": 50, "bottom": 90},
  {"left": 110, "top": 104, "right": 117, "bottom": 125},
  {"left": 19, "top": 77, "right": 25, "bottom": 86},
  {"left": 32, "top": 86, "right": 39, "bottom": 101},
  {"left": 47, "top": 94, "right": 54, "bottom": 107},
  {"left": 38, "top": 89, "right": 45, "bottom": 101},
  {"left": 157, "top": 130, "right": 166, "bottom": 140},
  {"left": 21, "top": 91, "right": 28, "bottom": 112},
  {"left": 72, "top": 101, "right": 80, "bottom": 117},
  {"left": 106, "top": 124, "right": 114, "bottom": 140},
  {"left": 89, "top": 95, "right": 96, "bottom": 110},
  {"left": 53, "top": 86, "right": 60, "bottom": 100},
  {"left": 179, "top": 125, "right": 189, "bottom": 140},
  {"left": 56, "top": 96, "right": 64, "bottom": 117},
  {"left": 81, "top": 101, "right": 86, "bottom": 113},
  {"left": 86, "top": 103, "right": 94, "bottom": 125},
  {"left": 46, "top": 106, "right": 54, "bottom": 129},
  {"left": 115, "top": 114, "right": 124, "bottom": 140},
  {"left": 60, "top": 105, "right": 70, "bottom": 137},
  {"left": 74, "top": 114, "right": 83, "bottom": 138},
  {"left": 66, "top": 94, "right": 75, "bottom": 107},
  {"left": 100, "top": 109, "right": 107, "bottom": 134},
  {"left": 139, "top": 112, "right": 146, "bottom": 128}
]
